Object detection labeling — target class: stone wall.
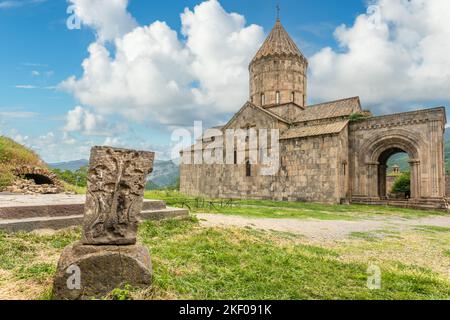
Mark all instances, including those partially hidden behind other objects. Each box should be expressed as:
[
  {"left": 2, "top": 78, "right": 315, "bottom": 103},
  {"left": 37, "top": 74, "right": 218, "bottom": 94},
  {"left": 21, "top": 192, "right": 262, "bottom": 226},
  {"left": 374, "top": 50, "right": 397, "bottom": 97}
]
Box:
[
  {"left": 180, "top": 130, "right": 347, "bottom": 204},
  {"left": 446, "top": 174, "right": 450, "bottom": 197},
  {"left": 250, "top": 56, "right": 307, "bottom": 108}
]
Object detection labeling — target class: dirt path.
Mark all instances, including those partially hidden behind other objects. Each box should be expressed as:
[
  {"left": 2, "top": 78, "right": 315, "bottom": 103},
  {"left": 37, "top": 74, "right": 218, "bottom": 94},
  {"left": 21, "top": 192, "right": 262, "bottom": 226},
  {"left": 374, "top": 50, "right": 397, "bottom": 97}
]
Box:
[{"left": 197, "top": 214, "right": 450, "bottom": 241}]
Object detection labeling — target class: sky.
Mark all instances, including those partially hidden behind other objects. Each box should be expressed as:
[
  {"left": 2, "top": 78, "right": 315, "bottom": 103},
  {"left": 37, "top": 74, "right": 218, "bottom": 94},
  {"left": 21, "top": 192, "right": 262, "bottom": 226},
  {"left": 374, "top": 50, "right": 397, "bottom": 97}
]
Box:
[{"left": 1, "top": 0, "right": 450, "bottom": 163}]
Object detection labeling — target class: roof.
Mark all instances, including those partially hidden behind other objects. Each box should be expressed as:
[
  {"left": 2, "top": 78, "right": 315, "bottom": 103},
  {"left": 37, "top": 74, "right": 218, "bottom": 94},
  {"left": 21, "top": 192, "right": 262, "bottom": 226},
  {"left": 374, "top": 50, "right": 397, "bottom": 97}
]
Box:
[
  {"left": 294, "top": 97, "right": 361, "bottom": 123},
  {"left": 280, "top": 120, "right": 349, "bottom": 140},
  {"left": 251, "top": 20, "right": 306, "bottom": 63},
  {"left": 222, "top": 101, "right": 290, "bottom": 131}
]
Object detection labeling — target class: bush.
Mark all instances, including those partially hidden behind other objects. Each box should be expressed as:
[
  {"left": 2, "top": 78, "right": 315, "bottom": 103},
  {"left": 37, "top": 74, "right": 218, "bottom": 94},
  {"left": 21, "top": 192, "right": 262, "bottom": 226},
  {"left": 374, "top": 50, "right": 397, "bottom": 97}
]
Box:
[
  {"left": 392, "top": 172, "right": 411, "bottom": 195},
  {"left": 349, "top": 113, "right": 369, "bottom": 122},
  {"left": 51, "top": 166, "right": 87, "bottom": 187}
]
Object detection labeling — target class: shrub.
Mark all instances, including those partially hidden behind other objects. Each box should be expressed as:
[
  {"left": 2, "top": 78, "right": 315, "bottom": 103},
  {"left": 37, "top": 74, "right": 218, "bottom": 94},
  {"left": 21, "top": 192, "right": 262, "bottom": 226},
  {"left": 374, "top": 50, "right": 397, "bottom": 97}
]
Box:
[{"left": 392, "top": 172, "right": 411, "bottom": 195}]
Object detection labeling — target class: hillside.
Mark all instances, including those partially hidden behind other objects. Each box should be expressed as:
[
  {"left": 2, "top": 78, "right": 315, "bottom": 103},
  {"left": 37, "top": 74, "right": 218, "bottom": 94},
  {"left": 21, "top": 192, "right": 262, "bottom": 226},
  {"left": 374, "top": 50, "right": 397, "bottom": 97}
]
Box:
[
  {"left": 49, "top": 158, "right": 180, "bottom": 189},
  {"left": 49, "top": 159, "right": 88, "bottom": 171},
  {"left": 0, "top": 136, "right": 44, "bottom": 188}
]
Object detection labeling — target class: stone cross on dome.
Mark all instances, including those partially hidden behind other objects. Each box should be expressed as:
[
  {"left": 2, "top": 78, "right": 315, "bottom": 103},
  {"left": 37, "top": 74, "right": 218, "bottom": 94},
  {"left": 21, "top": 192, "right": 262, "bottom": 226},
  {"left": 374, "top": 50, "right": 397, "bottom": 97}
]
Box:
[{"left": 276, "top": 3, "right": 280, "bottom": 21}]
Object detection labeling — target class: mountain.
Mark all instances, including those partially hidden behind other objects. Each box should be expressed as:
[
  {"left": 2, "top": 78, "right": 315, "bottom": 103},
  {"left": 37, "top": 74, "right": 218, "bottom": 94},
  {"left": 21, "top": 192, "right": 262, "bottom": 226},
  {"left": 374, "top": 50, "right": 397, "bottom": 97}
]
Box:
[
  {"left": 147, "top": 160, "right": 179, "bottom": 189},
  {"left": 48, "top": 158, "right": 180, "bottom": 189},
  {"left": 48, "top": 159, "right": 89, "bottom": 172}
]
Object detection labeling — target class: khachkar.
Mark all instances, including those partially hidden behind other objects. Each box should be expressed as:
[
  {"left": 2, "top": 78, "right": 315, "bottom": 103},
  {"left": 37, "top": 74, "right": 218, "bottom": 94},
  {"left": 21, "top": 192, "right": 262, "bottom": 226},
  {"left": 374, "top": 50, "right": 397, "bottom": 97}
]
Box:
[{"left": 52, "top": 146, "right": 155, "bottom": 300}]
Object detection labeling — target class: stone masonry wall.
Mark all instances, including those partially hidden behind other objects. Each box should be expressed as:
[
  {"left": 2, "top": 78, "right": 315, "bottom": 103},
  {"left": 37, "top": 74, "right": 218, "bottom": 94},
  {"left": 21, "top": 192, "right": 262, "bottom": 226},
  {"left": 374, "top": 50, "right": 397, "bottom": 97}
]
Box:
[{"left": 180, "top": 131, "right": 347, "bottom": 204}]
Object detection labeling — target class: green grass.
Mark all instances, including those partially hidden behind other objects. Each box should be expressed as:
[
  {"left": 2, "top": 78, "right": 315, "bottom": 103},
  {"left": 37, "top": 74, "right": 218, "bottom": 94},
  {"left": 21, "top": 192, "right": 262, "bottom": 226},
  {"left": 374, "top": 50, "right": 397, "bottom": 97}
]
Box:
[
  {"left": 138, "top": 218, "right": 450, "bottom": 299},
  {"left": 415, "top": 226, "right": 450, "bottom": 233},
  {"left": 0, "top": 219, "right": 449, "bottom": 300},
  {"left": 145, "top": 190, "right": 446, "bottom": 220}
]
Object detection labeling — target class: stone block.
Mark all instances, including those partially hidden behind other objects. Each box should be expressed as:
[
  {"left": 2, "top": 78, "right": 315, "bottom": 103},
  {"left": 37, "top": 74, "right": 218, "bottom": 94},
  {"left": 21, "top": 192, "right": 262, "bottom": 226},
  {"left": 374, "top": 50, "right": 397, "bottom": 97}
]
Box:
[{"left": 52, "top": 242, "right": 152, "bottom": 300}]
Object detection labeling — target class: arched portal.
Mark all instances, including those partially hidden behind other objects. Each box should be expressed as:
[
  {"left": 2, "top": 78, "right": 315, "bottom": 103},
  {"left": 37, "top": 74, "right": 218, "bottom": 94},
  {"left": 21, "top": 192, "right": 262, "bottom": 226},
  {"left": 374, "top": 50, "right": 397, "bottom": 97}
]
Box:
[
  {"left": 377, "top": 148, "right": 410, "bottom": 199},
  {"left": 362, "top": 133, "right": 422, "bottom": 200},
  {"left": 23, "top": 173, "right": 54, "bottom": 185}
]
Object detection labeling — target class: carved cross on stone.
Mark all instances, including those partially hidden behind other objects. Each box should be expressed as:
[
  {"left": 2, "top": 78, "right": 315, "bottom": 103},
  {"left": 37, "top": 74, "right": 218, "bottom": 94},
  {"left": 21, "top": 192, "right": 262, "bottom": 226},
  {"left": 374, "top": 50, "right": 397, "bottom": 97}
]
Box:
[{"left": 81, "top": 146, "right": 154, "bottom": 245}]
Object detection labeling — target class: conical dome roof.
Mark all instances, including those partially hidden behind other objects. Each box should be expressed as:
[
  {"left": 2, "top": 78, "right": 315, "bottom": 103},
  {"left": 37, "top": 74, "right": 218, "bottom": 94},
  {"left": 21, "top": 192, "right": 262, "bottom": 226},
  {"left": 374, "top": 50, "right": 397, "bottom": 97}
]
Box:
[{"left": 251, "top": 20, "right": 306, "bottom": 63}]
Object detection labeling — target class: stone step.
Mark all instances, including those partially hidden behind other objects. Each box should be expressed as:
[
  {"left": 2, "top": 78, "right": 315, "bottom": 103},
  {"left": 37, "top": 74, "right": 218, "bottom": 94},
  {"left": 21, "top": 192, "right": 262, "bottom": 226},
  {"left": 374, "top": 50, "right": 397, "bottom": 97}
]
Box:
[
  {"left": 0, "top": 203, "right": 84, "bottom": 220},
  {"left": 0, "top": 199, "right": 166, "bottom": 219},
  {"left": 351, "top": 197, "right": 449, "bottom": 211},
  {"left": 0, "top": 215, "right": 84, "bottom": 233},
  {"left": 140, "top": 207, "right": 190, "bottom": 221},
  {"left": 0, "top": 207, "right": 190, "bottom": 233},
  {"left": 142, "top": 199, "right": 167, "bottom": 211}
]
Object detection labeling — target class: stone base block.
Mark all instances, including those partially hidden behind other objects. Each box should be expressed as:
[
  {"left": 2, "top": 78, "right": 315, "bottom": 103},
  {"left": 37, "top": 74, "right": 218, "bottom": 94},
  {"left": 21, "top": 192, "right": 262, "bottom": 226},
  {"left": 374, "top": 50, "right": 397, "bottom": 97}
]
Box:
[{"left": 52, "top": 242, "right": 152, "bottom": 300}]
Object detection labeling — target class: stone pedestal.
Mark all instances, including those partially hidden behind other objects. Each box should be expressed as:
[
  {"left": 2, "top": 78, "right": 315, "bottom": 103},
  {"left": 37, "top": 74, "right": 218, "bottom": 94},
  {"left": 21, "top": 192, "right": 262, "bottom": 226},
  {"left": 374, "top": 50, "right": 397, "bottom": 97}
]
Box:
[{"left": 52, "top": 242, "right": 152, "bottom": 300}]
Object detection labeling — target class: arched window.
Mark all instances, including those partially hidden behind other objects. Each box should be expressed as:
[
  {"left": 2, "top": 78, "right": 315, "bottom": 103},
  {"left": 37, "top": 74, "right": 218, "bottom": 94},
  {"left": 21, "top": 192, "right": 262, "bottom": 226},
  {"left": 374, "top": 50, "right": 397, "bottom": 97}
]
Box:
[
  {"left": 261, "top": 93, "right": 265, "bottom": 106},
  {"left": 276, "top": 91, "right": 280, "bottom": 104},
  {"left": 246, "top": 160, "right": 252, "bottom": 177}
]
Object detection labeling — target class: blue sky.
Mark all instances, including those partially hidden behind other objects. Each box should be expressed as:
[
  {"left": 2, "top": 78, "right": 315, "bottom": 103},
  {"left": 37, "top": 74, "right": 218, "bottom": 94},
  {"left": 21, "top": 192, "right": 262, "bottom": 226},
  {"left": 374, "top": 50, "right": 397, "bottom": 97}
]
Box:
[{"left": 1, "top": 0, "right": 449, "bottom": 162}]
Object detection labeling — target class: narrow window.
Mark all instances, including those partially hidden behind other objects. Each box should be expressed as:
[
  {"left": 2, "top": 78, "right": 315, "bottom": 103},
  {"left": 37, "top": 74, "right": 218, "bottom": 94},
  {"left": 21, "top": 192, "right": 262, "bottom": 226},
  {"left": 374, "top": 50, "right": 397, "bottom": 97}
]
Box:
[
  {"left": 234, "top": 150, "right": 237, "bottom": 165},
  {"left": 246, "top": 160, "right": 252, "bottom": 177},
  {"left": 276, "top": 91, "right": 280, "bottom": 104},
  {"left": 291, "top": 91, "right": 295, "bottom": 102},
  {"left": 261, "top": 93, "right": 265, "bottom": 106}
]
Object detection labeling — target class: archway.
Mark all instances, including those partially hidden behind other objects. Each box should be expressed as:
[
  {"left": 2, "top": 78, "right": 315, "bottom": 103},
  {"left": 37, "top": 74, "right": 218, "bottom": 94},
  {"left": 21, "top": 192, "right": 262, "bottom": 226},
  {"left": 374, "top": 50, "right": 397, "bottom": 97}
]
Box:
[
  {"left": 362, "top": 132, "right": 422, "bottom": 200},
  {"left": 378, "top": 148, "right": 410, "bottom": 199},
  {"left": 23, "top": 173, "right": 54, "bottom": 185}
]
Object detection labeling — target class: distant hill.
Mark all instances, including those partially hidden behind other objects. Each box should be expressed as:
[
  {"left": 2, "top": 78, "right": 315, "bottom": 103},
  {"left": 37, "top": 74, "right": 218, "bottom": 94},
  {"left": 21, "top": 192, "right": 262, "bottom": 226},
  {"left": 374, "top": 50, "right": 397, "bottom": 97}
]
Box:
[
  {"left": 49, "top": 159, "right": 89, "bottom": 172},
  {"left": 0, "top": 136, "right": 45, "bottom": 189},
  {"left": 49, "top": 158, "right": 180, "bottom": 189},
  {"left": 146, "top": 159, "right": 179, "bottom": 189}
]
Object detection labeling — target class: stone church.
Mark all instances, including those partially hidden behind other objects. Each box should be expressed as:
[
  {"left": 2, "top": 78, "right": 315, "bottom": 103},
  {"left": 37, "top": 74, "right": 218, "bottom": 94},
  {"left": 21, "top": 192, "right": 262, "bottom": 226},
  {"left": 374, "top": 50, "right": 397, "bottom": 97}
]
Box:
[{"left": 180, "top": 19, "right": 447, "bottom": 209}]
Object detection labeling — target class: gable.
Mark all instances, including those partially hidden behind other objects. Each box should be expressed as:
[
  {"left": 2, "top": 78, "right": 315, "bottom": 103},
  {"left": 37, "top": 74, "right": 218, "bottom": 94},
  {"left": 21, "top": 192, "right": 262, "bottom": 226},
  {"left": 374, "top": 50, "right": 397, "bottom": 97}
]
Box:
[{"left": 222, "top": 102, "right": 289, "bottom": 131}]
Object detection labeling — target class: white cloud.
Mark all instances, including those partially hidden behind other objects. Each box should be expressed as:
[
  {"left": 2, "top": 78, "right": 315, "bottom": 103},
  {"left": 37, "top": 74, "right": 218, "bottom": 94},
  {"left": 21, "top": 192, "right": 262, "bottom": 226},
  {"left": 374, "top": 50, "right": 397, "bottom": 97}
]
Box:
[
  {"left": 68, "top": 0, "right": 137, "bottom": 42},
  {"left": 64, "top": 106, "right": 125, "bottom": 136},
  {"left": 0, "top": 1, "right": 20, "bottom": 9},
  {"left": 15, "top": 85, "right": 36, "bottom": 89},
  {"left": 309, "top": 0, "right": 450, "bottom": 114},
  {"left": 60, "top": 0, "right": 264, "bottom": 126},
  {"left": 0, "top": 0, "right": 46, "bottom": 10},
  {"left": 0, "top": 111, "right": 38, "bottom": 119}
]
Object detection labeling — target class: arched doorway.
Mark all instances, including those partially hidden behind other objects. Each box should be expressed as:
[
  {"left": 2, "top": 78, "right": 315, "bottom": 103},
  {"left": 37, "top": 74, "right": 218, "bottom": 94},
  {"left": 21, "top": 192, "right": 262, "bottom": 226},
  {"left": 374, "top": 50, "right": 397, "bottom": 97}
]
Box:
[
  {"left": 23, "top": 173, "right": 54, "bottom": 185},
  {"left": 363, "top": 133, "right": 421, "bottom": 200},
  {"left": 378, "top": 148, "right": 410, "bottom": 199}
]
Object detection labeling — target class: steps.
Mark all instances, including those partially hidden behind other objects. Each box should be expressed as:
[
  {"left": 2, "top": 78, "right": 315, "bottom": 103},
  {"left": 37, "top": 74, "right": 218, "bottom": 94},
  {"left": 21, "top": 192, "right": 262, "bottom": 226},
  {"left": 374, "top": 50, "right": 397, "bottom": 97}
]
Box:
[
  {"left": 0, "top": 195, "right": 189, "bottom": 233},
  {"left": 351, "top": 197, "right": 449, "bottom": 211}
]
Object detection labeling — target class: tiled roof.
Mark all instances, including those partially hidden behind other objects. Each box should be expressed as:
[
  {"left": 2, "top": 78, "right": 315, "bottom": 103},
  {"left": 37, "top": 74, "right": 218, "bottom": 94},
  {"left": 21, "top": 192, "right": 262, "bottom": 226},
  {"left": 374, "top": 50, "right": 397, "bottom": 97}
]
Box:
[
  {"left": 294, "top": 97, "right": 361, "bottom": 123},
  {"left": 280, "top": 120, "right": 349, "bottom": 140},
  {"left": 251, "top": 20, "right": 306, "bottom": 63}
]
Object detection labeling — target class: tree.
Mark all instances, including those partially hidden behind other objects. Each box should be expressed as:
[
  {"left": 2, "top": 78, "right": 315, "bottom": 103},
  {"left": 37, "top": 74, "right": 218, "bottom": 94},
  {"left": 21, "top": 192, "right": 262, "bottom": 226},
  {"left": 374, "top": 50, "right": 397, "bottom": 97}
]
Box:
[{"left": 392, "top": 172, "right": 411, "bottom": 196}]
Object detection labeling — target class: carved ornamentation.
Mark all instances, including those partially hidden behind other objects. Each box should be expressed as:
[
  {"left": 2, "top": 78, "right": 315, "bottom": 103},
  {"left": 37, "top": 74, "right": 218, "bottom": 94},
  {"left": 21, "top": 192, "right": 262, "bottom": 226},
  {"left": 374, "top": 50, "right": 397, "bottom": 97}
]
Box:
[{"left": 82, "top": 146, "right": 154, "bottom": 245}]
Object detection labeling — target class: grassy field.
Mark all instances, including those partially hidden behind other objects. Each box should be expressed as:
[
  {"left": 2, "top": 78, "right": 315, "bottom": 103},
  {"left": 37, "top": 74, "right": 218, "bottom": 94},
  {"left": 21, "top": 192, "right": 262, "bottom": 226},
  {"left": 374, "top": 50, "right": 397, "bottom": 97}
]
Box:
[
  {"left": 145, "top": 190, "right": 446, "bottom": 220},
  {"left": 0, "top": 214, "right": 449, "bottom": 300}
]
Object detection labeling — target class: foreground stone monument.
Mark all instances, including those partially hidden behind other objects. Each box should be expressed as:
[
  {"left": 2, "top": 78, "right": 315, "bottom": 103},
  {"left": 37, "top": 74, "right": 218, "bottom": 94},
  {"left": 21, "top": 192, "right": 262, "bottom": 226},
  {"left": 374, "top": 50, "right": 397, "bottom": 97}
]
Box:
[{"left": 52, "top": 146, "right": 154, "bottom": 300}]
